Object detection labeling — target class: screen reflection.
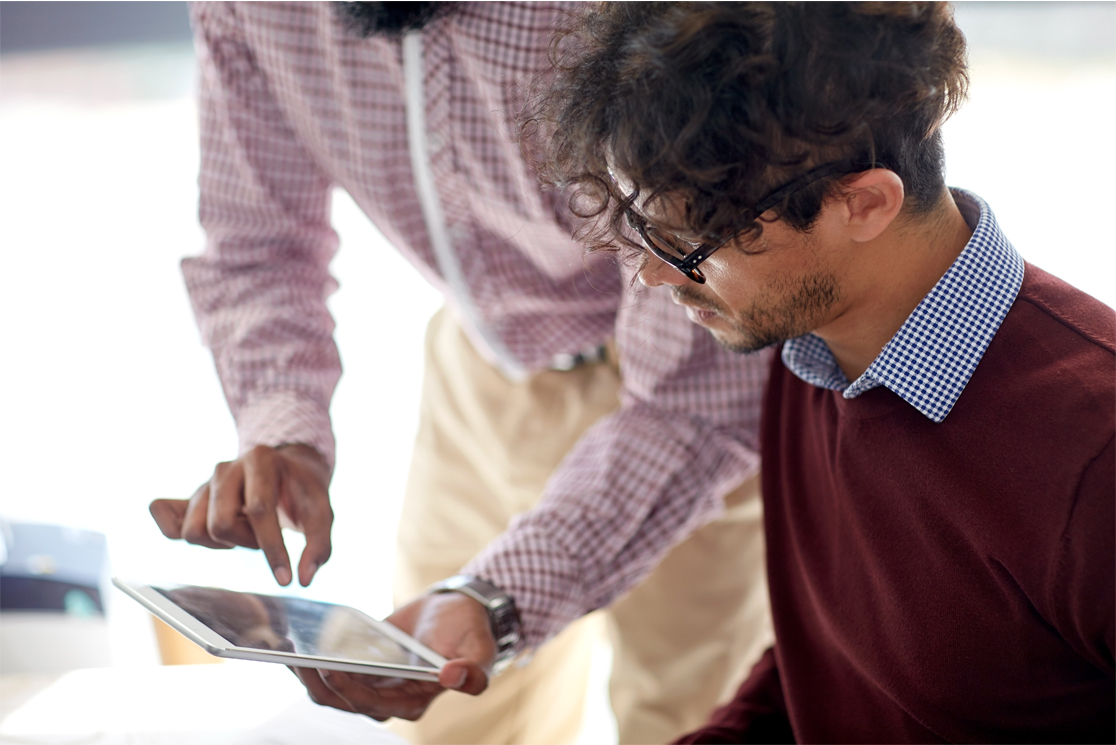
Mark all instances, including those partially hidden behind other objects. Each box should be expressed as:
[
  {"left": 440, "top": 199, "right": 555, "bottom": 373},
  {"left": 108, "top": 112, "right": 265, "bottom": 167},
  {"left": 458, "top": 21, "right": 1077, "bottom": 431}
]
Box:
[{"left": 157, "top": 585, "right": 429, "bottom": 667}]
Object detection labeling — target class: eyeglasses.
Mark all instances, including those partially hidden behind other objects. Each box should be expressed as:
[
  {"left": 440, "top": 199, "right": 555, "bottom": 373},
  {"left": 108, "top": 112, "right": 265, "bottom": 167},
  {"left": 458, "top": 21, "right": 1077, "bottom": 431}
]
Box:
[{"left": 626, "top": 160, "right": 878, "bottom": 283}]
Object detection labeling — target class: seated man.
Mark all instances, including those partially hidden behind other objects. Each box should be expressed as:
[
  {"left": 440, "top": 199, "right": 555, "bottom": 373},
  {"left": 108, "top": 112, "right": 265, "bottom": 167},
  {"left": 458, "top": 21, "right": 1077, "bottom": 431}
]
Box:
[
  {"left": 293, "top": 3, "right": 1113, "bottom": 741},
  {"left": 534, "top": 2, "right": 1114, "bottom": 741}
]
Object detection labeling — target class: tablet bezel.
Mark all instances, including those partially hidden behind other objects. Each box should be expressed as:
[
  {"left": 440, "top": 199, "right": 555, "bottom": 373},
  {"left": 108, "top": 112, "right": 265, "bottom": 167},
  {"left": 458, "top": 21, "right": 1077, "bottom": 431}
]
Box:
[{"left": 113, "top": 577, "right": 447, "bottom": 682}]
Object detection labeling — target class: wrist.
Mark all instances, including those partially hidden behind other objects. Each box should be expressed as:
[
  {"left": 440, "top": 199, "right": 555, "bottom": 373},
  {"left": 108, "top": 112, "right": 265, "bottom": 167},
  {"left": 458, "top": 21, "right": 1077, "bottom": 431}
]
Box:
[
  {"left": 428, "top": 574, "right": 521, "bottom": 674},
  {"left": 276, "top": 443, "right": 332, "bottom": 478}
]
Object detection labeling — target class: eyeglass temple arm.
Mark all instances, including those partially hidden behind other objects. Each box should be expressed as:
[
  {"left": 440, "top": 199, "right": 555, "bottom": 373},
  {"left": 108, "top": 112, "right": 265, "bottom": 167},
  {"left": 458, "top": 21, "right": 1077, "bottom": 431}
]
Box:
[{"left": 676, "top": 160, "right": 884, "bottom": 272}]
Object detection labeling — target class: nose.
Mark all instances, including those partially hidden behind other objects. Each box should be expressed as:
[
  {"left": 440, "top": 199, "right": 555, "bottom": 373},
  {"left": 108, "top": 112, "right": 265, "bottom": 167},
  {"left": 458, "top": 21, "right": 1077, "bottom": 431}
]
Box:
[{"left": 638, "top": 255, "right": 690, "bottom": 288}]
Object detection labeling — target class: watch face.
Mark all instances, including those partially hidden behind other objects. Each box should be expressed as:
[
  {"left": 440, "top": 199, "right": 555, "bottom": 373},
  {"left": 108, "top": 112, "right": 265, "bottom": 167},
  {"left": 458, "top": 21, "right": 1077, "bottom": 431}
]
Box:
[{"left": 463, "top": 577, "right": 497, "bottom": 600}]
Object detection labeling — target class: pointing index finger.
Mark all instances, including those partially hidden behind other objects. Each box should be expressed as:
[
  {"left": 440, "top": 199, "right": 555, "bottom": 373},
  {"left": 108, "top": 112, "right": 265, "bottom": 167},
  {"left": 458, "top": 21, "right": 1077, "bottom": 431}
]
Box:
[{"left": 242, "top": 449, "right": 292, "bottom": 586}]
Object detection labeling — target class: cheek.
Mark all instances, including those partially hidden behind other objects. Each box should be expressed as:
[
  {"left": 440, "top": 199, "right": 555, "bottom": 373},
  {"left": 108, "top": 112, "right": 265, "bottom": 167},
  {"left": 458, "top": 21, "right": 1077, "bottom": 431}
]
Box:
[
  {"left": 711, "top": 230, "right": 821, "bottom": 294},
  {"left": 700, "top": 253, "right": 769, "bottom": 307}
]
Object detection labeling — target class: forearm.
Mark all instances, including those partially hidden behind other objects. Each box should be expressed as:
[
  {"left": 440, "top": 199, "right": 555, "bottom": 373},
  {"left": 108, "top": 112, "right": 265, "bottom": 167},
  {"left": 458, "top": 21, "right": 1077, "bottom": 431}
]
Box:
[{"left": 465, "top": 399, "right": 761, "bottom": 647}]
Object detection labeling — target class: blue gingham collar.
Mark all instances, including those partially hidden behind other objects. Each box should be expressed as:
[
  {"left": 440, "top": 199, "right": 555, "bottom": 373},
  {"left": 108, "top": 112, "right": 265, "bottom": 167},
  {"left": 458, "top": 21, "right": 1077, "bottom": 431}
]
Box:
[{"left": 781, "top": 189, "right": 1025, "bottom": 422}]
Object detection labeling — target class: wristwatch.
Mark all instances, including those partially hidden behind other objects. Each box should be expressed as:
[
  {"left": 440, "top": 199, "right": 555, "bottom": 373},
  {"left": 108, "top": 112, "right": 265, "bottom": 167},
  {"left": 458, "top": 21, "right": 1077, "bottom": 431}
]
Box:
[{"left": 428, "top": 574, "right": 521, "bottom": 674}]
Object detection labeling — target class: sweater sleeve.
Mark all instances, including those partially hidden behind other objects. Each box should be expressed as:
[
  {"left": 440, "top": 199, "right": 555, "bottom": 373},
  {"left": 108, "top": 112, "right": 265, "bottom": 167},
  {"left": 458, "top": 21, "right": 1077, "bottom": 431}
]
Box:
[
  {"left": 1048, "top": 434, "right": 1116, "bottom": 676},
  {"left": 673, "top": 647, "right": 795, "bottom": 744},
  {"left": 182, "top": 2, "right": 342, "bottom": 467}
]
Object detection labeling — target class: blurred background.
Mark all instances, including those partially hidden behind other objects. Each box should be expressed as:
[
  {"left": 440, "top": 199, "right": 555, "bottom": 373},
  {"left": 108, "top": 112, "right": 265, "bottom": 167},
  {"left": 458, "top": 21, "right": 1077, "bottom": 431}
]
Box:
[{"left": 0, "top": 1, "right": 1113, "bottom": 742}]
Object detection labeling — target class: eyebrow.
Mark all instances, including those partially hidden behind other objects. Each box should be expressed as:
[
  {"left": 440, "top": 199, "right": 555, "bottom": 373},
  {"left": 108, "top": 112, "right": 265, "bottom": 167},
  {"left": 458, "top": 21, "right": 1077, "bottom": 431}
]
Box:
[{"left": 627, "top": 207, "right": 703, "bottom": 242}]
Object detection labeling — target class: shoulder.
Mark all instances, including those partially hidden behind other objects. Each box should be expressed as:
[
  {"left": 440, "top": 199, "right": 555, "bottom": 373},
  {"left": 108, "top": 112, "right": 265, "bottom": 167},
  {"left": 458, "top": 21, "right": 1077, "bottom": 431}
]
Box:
[
  {"left": 1016, "top": 263, "right": 1115, "bottom": 354},
  {"left": 959, "top": 262, "right": 1114, "bottom": 531},
  {"left": 984, "top": 263, "right": 1115, "bottom": 406},
  {"left": 191, "top": 3, "right": 322, "bottom": 34},
  {"left": 190, "top": 3, "right": 335, "bottom": 59}
]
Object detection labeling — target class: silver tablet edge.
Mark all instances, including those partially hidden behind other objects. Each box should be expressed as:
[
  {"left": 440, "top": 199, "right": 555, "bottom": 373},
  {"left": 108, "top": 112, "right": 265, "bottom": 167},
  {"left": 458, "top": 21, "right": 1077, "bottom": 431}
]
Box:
[
  {"left": 111, "top": 577, "right": 442, "bottom": 682},
  {"left": 353, "top": 609, "right": 450, "bottom": 668},
  {"left": 231, "top": 649, "right": 440, "bottom": 681},
  {"left": 112, "top": 576, "right": 230, "bottom": 655}
]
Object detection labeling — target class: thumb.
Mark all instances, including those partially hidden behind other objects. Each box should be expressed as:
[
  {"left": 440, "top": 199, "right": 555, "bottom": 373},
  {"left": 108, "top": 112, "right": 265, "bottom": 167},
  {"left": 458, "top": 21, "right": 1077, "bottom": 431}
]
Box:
[
  {"left": 439, "top": 661, "right": 489, "bottom": 695},
  {"left": 149, "top": 499, "right": 189, "bottom": 539}
]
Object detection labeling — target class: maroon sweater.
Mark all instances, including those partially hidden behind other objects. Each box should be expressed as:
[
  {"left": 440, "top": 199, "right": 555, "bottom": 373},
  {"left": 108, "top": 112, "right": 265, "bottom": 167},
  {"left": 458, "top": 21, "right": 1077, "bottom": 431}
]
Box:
[{"left": 679, "top": 266, "right": 1115, "bottom": 743}]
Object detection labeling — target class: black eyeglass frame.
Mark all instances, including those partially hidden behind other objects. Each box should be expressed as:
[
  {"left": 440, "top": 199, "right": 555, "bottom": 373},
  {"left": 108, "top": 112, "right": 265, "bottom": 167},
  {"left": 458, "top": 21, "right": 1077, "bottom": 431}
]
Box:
[{"left": 627, "top": 160, "right": 881, "bottom": 283}]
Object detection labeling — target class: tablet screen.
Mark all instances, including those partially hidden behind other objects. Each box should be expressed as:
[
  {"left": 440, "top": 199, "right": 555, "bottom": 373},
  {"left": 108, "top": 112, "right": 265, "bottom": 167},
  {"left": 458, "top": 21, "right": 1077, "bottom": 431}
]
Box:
[{"left": 154, "top": 585, "right": 430, "bottom": 668}]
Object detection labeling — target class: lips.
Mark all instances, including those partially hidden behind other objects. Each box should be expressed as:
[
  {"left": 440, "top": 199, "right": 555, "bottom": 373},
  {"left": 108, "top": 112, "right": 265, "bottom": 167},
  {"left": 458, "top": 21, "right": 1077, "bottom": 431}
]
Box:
[
  {"left": 672, "top": 290, "right": 720, "bottom": 325},
  {"left": 683, "top": 304, "right": 718, "bottom": 325}
]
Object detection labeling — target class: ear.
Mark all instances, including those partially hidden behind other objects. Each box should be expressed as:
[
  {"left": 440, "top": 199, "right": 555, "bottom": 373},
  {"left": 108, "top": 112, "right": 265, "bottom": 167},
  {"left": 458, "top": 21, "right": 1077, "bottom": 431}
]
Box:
[{"left": 839, "top": 169, "right": 905, "bottom": 243}]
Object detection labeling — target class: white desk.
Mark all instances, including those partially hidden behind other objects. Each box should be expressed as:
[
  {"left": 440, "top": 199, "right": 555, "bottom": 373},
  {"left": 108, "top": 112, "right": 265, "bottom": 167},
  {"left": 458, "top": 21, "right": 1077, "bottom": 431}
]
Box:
[{"left": 0, "top": 662, "right": 406, "bottom": 745}]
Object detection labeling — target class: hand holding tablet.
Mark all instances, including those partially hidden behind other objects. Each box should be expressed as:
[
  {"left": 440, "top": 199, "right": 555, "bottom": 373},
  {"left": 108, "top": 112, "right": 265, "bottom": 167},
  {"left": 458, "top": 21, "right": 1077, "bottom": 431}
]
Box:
[
  {"left": 294, "top": 592, "right": 496, "bottom": 721},
  {"left": 114, "top": 577, "right": 496, "bottom": 721}
]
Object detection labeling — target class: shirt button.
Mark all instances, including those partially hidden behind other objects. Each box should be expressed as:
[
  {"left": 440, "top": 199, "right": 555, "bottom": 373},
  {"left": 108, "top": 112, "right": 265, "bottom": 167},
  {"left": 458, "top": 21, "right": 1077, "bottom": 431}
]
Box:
[
  {"left": 448, "top": 224, "right": 468, "bottom": 244},
  {"left": 428, "top": 132, "right": 445, "bottom": 153}
]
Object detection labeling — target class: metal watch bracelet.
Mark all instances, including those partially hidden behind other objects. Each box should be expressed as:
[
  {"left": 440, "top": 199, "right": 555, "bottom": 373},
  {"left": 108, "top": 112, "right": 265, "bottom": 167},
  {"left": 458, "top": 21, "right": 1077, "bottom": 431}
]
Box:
[{"left": 428, "top": 574, "right": 521, "bottom": 674}]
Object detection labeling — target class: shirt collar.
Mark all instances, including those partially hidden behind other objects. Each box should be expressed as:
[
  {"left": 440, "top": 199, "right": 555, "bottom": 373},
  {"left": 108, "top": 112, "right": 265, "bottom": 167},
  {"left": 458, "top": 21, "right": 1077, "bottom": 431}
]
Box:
[{"left": 781, "top": 189, "right": 1025, "bottom": 422}]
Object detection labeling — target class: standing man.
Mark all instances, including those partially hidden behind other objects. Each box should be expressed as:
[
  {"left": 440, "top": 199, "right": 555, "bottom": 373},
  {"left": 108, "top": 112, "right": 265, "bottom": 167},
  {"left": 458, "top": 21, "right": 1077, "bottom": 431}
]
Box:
[{"left": 149, "top": 3, "right": 773, "bottom": 744}]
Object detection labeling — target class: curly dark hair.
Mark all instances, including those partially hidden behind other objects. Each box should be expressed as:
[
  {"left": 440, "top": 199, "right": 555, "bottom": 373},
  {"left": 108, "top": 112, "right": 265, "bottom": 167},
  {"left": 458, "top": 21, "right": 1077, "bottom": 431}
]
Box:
[{"left": 529, "top": 2, "right": 969, "bottom": 252}]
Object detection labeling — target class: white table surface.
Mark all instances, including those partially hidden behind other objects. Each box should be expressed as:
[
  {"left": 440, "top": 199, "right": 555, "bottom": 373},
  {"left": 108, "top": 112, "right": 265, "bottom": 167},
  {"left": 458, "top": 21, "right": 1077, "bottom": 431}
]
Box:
[{"left": 0, "top": 661, "right": 407, "bottom": 745}]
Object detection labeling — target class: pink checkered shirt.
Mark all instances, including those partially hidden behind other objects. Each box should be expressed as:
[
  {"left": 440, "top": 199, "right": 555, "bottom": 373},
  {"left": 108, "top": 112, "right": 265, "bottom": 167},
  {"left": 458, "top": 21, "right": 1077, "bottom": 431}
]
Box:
[{"left": 185, "top": 1, "right": 769, "bottom": 647}]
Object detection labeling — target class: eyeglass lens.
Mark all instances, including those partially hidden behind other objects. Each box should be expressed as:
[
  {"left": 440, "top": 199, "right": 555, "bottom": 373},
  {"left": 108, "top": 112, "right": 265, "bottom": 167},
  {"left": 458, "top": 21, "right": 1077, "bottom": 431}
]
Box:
[
  {"left": 644, "top": 226, "right": 695, "bottom": 260},
  {"left": 627, "top": 212, "right": 694, "bottom": 261}
]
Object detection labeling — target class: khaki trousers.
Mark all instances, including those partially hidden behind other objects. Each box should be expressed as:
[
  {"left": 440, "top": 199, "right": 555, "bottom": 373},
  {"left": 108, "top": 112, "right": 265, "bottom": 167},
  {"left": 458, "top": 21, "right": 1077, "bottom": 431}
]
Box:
[{"left": 390, "top": 310, "right": 772, "bottom": 745}]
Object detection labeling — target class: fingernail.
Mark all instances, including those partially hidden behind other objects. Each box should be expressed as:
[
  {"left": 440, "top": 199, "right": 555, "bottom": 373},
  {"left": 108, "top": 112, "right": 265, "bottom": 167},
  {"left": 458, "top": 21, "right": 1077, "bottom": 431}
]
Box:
[
  {"left": 274, "top": 566, "right": 292, "bottom": 586},
  {"left": 448, "top": 668, "right": 467, "bottom": 690}
]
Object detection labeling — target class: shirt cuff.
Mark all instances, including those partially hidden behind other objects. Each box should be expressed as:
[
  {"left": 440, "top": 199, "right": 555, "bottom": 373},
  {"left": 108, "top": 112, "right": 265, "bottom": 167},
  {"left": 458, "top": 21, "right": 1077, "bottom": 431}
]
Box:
[{"left": 234, "top": 390, "right": 336, "bottom": 470}]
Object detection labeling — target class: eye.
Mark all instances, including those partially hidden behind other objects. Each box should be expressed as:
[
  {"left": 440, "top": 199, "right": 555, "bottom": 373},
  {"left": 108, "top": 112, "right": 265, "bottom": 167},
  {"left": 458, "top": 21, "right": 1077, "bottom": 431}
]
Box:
[{"left": 646, "top": 227, "right": 698, "bottom": 259}]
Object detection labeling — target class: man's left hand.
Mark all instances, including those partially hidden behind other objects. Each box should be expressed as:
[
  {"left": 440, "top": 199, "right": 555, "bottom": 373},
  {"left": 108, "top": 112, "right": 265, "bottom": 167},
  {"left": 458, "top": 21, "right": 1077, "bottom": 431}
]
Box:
[{"left": 292, "top": 590, "right": 496, "bottom": 721}]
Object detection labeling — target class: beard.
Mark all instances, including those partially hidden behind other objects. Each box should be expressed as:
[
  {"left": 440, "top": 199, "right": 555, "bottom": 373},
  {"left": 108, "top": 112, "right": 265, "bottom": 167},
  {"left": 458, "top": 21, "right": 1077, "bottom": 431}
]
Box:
[
  {"left": 332, "top": 2, "right": 456, "bottom": 37},
  {"left": 673, "top": 270, "right": 840, "bottom": 354}
]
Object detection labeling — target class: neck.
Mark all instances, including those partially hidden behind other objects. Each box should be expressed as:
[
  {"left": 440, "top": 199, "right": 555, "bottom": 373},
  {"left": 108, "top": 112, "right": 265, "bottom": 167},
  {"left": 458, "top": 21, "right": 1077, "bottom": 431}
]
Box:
[{"left": 815, "top": 192, "right": 974, "bottom": 382}]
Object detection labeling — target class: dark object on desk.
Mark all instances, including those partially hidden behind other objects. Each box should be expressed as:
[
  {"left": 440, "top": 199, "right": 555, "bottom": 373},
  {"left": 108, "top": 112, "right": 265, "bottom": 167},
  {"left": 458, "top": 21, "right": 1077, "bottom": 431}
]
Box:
[
  {"left": 0, "top": 520, "right": 112, "bottom": 673},
  {"left": 1, "top": 576, "right": 102, "bottom": 616},
  {"left": 0, "top": 521, "right": 106, "bottom": 616}
]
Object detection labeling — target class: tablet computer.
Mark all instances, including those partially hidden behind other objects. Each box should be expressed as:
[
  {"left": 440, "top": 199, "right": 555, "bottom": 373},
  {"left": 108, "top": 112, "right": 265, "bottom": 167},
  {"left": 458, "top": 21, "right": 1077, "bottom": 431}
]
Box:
[{"left": 113, "top": 577, "right": 446, "bottom": 681}]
